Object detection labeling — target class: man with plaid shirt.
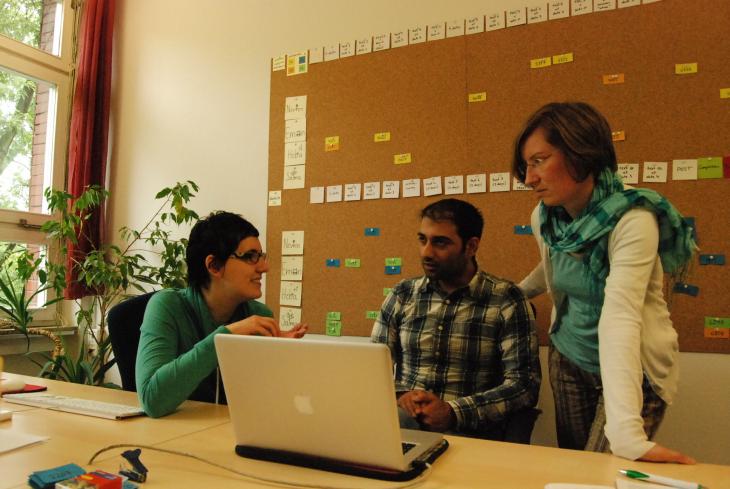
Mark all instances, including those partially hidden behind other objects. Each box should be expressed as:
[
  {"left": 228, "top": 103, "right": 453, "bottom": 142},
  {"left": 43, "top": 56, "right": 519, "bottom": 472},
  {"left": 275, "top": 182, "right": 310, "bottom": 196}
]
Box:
[{"left": 372, "top": 198, "right": 541, "bottom": 440}]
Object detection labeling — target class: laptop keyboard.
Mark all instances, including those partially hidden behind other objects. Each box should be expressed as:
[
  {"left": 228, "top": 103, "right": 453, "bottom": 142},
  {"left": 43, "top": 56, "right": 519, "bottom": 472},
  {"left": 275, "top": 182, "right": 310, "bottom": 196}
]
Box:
[{"left": 402, "top": 442, "right": 417, "bottom": 454}]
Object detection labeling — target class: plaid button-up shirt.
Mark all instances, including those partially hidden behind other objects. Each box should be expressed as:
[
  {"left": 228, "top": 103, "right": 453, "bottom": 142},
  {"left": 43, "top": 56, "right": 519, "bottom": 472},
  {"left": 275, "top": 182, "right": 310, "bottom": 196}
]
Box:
[{"left": 372, "top": 270, "right": 541, "bottom": 432}]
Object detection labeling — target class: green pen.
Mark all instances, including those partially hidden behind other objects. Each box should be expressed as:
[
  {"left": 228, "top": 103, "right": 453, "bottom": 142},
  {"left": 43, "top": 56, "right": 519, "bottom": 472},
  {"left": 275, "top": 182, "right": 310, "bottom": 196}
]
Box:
[{"left": 619, "top": 469, "right": 707, "bottom": 489}]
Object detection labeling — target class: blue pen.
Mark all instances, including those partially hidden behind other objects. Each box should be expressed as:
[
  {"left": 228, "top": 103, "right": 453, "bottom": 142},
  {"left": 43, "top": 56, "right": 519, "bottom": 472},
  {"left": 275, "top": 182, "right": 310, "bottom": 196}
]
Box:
[{"left": 619, "top": 470, "right": 706, "bottom": 489}]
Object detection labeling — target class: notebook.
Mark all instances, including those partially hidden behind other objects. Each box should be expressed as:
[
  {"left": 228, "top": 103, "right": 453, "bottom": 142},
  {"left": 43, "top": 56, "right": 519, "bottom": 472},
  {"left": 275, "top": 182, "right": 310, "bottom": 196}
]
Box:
[{"left": 214, "top": 335, "right": 448, "bottom": 480}]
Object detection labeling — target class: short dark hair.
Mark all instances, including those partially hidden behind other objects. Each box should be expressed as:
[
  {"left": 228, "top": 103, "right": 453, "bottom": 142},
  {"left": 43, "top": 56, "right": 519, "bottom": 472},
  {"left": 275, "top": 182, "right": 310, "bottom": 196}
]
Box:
[
  {"left": 512, "top": 101, "right": 617, "bottom": 184},
  {"left": 420, "top": 198, "right": 483, "bottom": 247},
  {"left": 186, "top": 211, "right": 259, "bottom": 290}
]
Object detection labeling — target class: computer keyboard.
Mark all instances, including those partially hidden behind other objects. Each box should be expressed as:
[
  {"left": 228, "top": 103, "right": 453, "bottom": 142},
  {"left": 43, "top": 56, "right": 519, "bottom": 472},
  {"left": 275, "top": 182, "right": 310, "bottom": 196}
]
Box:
[{"left": 2, "top": 392, "right": 145, "bottom": 420}]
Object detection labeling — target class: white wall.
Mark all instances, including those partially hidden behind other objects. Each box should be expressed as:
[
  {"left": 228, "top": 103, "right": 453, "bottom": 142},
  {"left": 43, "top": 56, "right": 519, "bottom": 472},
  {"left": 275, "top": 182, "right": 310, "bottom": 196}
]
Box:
[{"left": 110, "top": 1, "right": 730, "bottom": 465}]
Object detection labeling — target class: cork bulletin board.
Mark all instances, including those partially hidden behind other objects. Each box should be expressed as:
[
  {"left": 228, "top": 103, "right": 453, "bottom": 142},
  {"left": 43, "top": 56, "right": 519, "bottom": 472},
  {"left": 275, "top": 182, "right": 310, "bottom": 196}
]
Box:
[{"left": 266, "top": 0, "right": 730, "bottom": 353}]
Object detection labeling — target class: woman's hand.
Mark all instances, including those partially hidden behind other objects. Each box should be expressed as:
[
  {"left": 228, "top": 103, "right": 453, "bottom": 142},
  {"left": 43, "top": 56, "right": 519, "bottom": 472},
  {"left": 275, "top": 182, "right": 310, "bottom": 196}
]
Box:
[
  {"left": 226, "top": 315, "right": 280, "bottom": 336},
  {"left": 639, "top": 443, "right": 696, "bottom": 464},
  {"left": 281, "top": 322, "right": 308, "bottom": 338}
]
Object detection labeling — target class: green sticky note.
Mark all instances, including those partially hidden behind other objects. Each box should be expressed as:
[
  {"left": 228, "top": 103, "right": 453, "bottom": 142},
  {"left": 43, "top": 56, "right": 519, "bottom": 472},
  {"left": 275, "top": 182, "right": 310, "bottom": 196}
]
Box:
[
  {"left": 366, "top": 310, "right": 379, "bottom": 320},
  {"left": 326, "top": 320, "right": 342, "bottom": 336},
  {"left": 385, "top": 257, "right": 402, "bottom": 266},
  {"left": 345, "top": 258, "right": 361, "bottom": 268},
  {"left": 383, "top": 287, "right": 393, "bottom": 296},
  {"left": 698, "top": 157, "right": 723, "bottom": 179},
  {"left": 704, "top": 317, "right": 730, "bottom": 328},
  {"left": 326, "top": 311, "right": 341, "bottom": 320}
]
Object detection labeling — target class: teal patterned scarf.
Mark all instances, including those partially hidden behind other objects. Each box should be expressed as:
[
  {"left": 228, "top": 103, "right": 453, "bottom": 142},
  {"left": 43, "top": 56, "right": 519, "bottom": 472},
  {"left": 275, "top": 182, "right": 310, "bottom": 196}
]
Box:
[{"left": 539, "top": 169, "right": 697, "bottom": 294}]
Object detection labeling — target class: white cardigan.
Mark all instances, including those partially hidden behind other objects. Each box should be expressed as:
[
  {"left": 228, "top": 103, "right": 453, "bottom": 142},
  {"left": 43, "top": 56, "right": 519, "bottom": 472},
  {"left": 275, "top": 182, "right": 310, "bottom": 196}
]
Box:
[{"left": 519, "top": 205, "right": 679, "bottom": 460}]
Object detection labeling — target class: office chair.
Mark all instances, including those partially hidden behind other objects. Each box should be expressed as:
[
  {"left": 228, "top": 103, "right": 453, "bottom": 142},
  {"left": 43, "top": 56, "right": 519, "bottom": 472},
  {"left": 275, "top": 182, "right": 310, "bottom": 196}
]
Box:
[{"left": 107, "top": 292, "right": 156, "bottom": 392}]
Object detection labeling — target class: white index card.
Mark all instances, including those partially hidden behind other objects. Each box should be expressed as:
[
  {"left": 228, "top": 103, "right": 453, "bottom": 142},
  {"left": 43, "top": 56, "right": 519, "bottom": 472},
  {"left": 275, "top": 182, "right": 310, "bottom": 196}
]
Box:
[
  {"left": 310, "top": 186, "right": 325, "bottom": 204},
  {"left": 339, "top": 40, "right": 354, "bottom": 58},
  {"left": 486, "top": 11, "right": 506, "bottom": 31},
  {"left": 268, "top": 190, "right": 282, "bottom": 206},
  {"left": 282, "top": 230, "right": 304, "bottom": 255},
  {"left": 466, "top": 173, "right": 487, "bottom": 193},
  {"left": 344, "top": 183, "right": 362, "bottom": 201},
  {"left": 283, "top": 164, "right": 305, "bottom": 189},
  {"left": 308, "top": 47, "right": 323, "bottom": 64},
  {"left": 672, "top": 159, "right": 698, "bottom": 180},
  {"left": 444, "top": 175, "right": 464, "bottom": 195},
  {"left": 446, "top": 20, "right": 465, "bottom": 38},
  {"left": 272, "top": 55, "right": 286, "bottom": 71},
  {"left": 513, "top": 178, "right": 531, "bottom": 191},
  {"left": 528, "top": 4, "right": 548, "bottom": 23},
  {"left": 373, "top": 33, "right": 390, "bottom": 51},
  {"left": 617, "top": 163, "right": 639, "bottom": 184},
  {"left": 280, "top": 281, "right": 302, "bottom": 307},
  {"left": 284, "top": 141, "right": 306, "bottom": 166},
  {"left": 427, "top": 22, "right": 445, "bottom": 41},
  {"left": 356, "top": 37, "right": 372, "bottom": 55},
  {"left": 279, "top": 307, "right": 301, "bottom": 331},
  {"left": 423, "top": 176, "right": 443, "bottom": 196},
  {"left": 572, "top": 0, "right": 593, "bottom": 16},
  {"left": 466, "top": 16, "right": 485, "bottom": 35},
  {"left": 409, "top": 26, "right": 426, "bottom": 44},
  {"left": 402, "top": 178, "right": 421, "bottom": 198},
  {"left": 324, "top": 44, "right": 339, "bottom": 61},
  {"left": 363, "top": 181, "right": 381, "bottom": 200},
  {"left": 643, "top": 162, "right": 668, "bottom": 183},
  {"left": 642, "top": 0, "right": 662, "bottom": 4},
  {"left": 284, "top": 118, "right": 306, "bottom": 143},
  {"left": 392, "top": 30, "right": 408, "bottom": 47},
  {"left": 595, "top": 0, "right": 617, "bottom": 11},
  {"left": 284, "top": 95, "right": 307, "bottom": 120},
  {"left": 618, "top": 0, "right": 640, "bottom": 8},
  {"left": 281, "top": 256, "right": 304, "bottom": 281},
  {"left": 382, "top": 180, "right": 400, "bottom": 199},
  {"left": 549, "top": 0, "right": 570, "bottom": 19},
  {"left": 490, "top": 172, "right": 511, "bottom": 192},
  {"left": 507, "top": 8, "right": 527, "bottom": 27},
  {"left": 326, "top": 184, "right": 343, "bottom": 202}
]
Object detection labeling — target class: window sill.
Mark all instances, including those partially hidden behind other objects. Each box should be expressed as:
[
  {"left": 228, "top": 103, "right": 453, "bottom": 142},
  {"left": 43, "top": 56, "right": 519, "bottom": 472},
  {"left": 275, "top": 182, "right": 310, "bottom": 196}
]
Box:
[{"left": 0, "top": 326, "right": 76, "bottom": 355}]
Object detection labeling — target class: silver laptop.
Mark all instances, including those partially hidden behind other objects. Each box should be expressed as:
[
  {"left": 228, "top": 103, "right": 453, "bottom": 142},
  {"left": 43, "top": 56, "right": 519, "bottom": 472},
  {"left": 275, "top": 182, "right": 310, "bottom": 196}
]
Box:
[{"left": 214, "top": 335, "right": 447, "bottom": 478}]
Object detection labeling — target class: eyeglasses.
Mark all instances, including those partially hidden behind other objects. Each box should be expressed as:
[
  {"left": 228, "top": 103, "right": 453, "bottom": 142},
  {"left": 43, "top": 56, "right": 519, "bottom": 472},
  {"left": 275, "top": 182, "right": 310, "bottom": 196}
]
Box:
[
  {"left": 230, "top": 250, "right": 268, "bottom": 265},
  {"left": 525, "top": 153, "right": 552, "bottom": 170}
]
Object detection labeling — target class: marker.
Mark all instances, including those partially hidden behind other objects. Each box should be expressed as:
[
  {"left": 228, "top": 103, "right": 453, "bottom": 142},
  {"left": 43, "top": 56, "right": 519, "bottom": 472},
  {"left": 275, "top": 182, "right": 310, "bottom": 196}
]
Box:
[{"left": 619, "top": 470, "right": 706, "bottom": 489}]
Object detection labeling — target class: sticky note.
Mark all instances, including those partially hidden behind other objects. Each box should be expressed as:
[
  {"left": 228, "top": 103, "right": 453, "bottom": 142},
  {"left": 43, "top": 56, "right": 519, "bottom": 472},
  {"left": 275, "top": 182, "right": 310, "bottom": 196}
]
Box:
[
  {"left": 324, "top": 44, "right": 339, "bottom": 61},
  {"left": 466, "top": 173, "right": 487, "bottom": 194},
  {"left": 549, "top": 0, "right": 569, "bottom": 19},
  {"left": 572, "top": 0, "right": 593, "bottom": 16},
  {"left": 530, "top": 57, "right": 552, "bottom": 69},
  {"left": 373, "top": 33, "right": 389, "bottom": 51},
  {"left": 402, "top": 178, "right": 421, "bottom": 198},
  {"left": 514, "top": 225, "right": 533, "bottom": 235},
  {"left": 310, "top": 186, "right": 325, "bottom": 204},
  {"left": 697, "top": 157, "right": 723, "bottom": 179},
  {"left": 382, "top": 180, "right": 400, "bottom": 199},
  {"left": 268, "top": 190, "right": 282, "bottom": 207},
  {"left": 704, "top": 328, "right": 730, "bottom": 339},
  {"left": 724, "top": 155, "right": 730, "bottom": 178},
  {"left": 374, "top": 132, "right": 391, "bottom": 142},
  {"left": 427, "top": 22, "right": 445, "bottom": 41},
  {"left": 527, "top": 4, "right": 547, "bottom": 23},
  {"left": 618, "top": 163, "right": 639, "bottom": 184},
  {"left": 423, "top": 176, "right": 443, "bottom": 196},
  {"left": 339, "top": 40, "right": 354, "bottom": 58},
  {"left": 285, "top": 117, "right": 306, "bottom": 143},
  {"left": 446, "top": 19, "right": 465, "bottom": 38},
  {"left": 364, "top": 181, "right": 381, "bottom": 200},
  {"left": 385, "top": 257, "right": 402, "bottom": 266},
  {"left": 383, "top": 287, "right": 393, "bottom": 296},
  {"left": 490, "top": 172, "right": 510, "bottom": 192},
  {"left": 603, "top": 73, "right": 625, "bottom": 85},
  {"left": 284, "top": 95, "right": 307, "bottom": 120},
  {"left": 344, "top": 183, "right": 362, "bottom": 201},
  {"left": 385, "top": 265, "right": 402, "bottom": 275},
  {"left": 326, "top": 311, "right": 341, "bottom": 320},
  {"left": 595, "top": 0, "right": 616, "bottom": 11},
  {"left": 642, "top": 162, "right": 668, "bottom": 183},
  {"left": 444, "top": 175, "right": 464, "bottom": 195},
  {"left": 281, "top": 256, "right": 303, "bottom": 281},
  {"left": 309, "top": 46, "right": 323, "bottom": 64},
  {"left": 611, "top": 130, "right": 626, "bottom": 142},
  {"left": 721, "top": 88, "right": 730, "bottom": 99},
  {"left": 326, "top": 185, "right": 343, "bottom": 202},
  {"left": 699, "top": 254, "right": 725, "bottom": 265},
  {"left": 280, "top": 307, "right": 302, "bottom": 331},
  {"left": 394, "top": 153, "right": 412, "bottom": 164},
  {"left": 326, "top": 258, "right": 341, "bottom": 268},
  {"left": 272, "top": 55, "right": 286, "bottom": 71},
  {"left": 345, "top": 258, "right": 361, "bottom": 268},
  {"left": 672, "top": 159, "right": 698, "bottom": 181},
  {"left": 704, "top": 317, "right": 730, "bottom": 328},
  {"left": 552, "top": 52, "right": 573, "bottom": 64},
  {"left": 356, "top": 38, "right": 372, "bottom": 55},
  {"left": 282, "top": 230, "right": 304, "bottom": 255},
  {"left": 466, "top": 16, "right": 484, "bottom": 35},
  {"left": 325, "top": 136, "right": 340, "bottom": 152},
  {"left": 673, "top": 283, "right": 699, "bottom": 297},
  {"left": 366, "top": 311, "right": 379, "bottom": 320},
  {"left": 469, "top": 92, "right": 487, "bottom": 102},
  {"left": 513, "top": 178, "right": 531, "bottom": 191},
  {"left": 506, "top": 7, "right": 526, "bottom": 27},
  {"left": 486, "top": 11, "right": 505, "bottom": 31},
  {"left": 365, "top": 227, "right": 380, "bottom": 236},
  {"left": 284, "top": 141, "right": 306, "bottom": 166},
  {"left": 675, "top": 62, "right": 698, "bottom": 75},
  {"left": 326, "top": 320, "right": 342, "bottom": 336},
  {"left": 409, "top": 26, "right": 426, "bottom": 44},
  {"left": 280, "top": 281, "right": 302, "bottom": 307}
]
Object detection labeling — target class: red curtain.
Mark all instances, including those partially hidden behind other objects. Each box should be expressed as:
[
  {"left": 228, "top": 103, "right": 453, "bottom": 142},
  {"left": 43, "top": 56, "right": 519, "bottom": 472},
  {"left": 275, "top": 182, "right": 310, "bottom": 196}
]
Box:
[{"left": 65, "top": 0, "right": 117, "bottom": 299}]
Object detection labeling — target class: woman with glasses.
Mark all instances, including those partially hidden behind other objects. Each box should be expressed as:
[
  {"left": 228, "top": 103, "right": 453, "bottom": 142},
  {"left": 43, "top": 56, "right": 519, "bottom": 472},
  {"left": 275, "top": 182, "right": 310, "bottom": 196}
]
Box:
[
  {"left": 136, "top": 211, "right": 307, "bottom": 417},
  {"left": 512, "top": 102, "right": 696, "bottom": 463}
]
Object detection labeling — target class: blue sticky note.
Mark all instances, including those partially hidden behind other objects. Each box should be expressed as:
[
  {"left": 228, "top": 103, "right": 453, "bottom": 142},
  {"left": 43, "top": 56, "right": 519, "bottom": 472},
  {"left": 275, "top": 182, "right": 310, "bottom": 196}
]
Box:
[
  {"left": 364, "top": 227, "right": 380, "bottom": 236},
  {"left": 673, "top": 283, "right": 699, "bottom": 297},
  {"left": 683, "top": 217, "right": 698, "bottom": 243},
  {"left": 326, "top": 258, "right": 340, "bottom": 267},
  {"left": 385, "top": 265, "right": 401, "bottom": 275},
  {"left": 514, "top": 225, "right": 533, "bottom": 235},
  {"left": 699, "top": 254, "right": 725, "bottom": 265}
]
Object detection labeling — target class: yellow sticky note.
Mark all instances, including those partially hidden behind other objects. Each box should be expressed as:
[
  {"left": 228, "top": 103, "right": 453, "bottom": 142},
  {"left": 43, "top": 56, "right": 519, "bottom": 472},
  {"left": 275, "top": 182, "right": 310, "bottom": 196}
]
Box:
[
  {"left": 552, "top": 52, "right": 573, "bottom": 64},
  {"left": 720, "top": 88, "right": 730, "bottom": 99},
  {"left": 374, "top": 132, "right": 391, "bottom": 142},
  {"left": 602, "top": 73, "right": 625, "bottom": 85},
  {"left": 394, "top": 153, "right": 412, "bottom": 164},
  {"left": 530, "top": 57, "right": 552, "bottom": 69},
  {"left": 675, "top": 62, "right": 698, "bottom": 75},
  {"left": 325, "top": 136, "right": 340, "bottom": 152},
  {"left": 611, "top": 130, "right": 626, "bottom": 142},
  {"left": 468, "top": 92, "right": 487, "bottom": 102}
]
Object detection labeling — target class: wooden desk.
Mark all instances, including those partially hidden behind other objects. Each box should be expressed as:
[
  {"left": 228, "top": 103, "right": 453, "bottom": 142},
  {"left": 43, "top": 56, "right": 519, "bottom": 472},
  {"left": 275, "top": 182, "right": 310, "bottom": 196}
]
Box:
[{"left": 3, "top": 374, "right": 729, "bottom": 489}]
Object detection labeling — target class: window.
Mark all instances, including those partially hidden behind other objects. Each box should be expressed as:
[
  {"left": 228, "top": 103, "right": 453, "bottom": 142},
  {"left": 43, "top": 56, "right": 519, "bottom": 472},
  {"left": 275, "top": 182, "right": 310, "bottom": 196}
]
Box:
[{"left": 0, "top": 0, "right": 75, "bottom": 324}]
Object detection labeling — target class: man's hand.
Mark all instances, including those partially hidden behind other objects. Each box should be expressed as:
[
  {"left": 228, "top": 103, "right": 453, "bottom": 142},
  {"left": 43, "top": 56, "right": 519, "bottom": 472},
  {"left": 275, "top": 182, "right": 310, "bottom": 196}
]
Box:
[
  {"left": 638, "top": 443, "right": 696, "bottom": 464},
  {"left": 226, "top": 315, "right": 280, "bottom": 336},
  {"left": 397, "top": 390, "right": 455, "bottom": 432},
  {"left": 281, "top": 322, "right": 308, "bottom": 338}
]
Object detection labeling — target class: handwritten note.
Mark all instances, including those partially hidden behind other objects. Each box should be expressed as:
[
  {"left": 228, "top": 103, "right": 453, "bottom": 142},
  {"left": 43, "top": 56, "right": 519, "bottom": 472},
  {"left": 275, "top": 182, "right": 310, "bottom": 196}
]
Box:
[
  {"left": 373, "top": 33, "right": 390, "bottom": 51},
  {"left": 427, "top": 22, "right": 445, "bottom": 41},
  {"left": 553, "top": 52, "right": 574, "bottom": 65},
  {"left": 469, "top": 92, "right": 487, "bottom": 102},
  {"left": 672, "top": 159, "right": 698, "bottom": 180},
  {"left": 490, "top": 172, "right": 510, "bottom": 192},
  {"left": 513, "top": 178, "right": 531, "bottom": 191},
  {"left": 531, "top": 57, "right": 552, "bottom": 69},
  {"left": 403, "top": 179, "right": 421, "bottom": 198},
  {"left": 549, "top": 0, "right": 570, "bottom": 19},
  {"left": 374, "top": 132, "right": 391, "bottom": 142},
  {"left": 466, "top": 173, "right": 487, "bottom": 193},
  {"left": 394, "top": 153, "right": 412, "bottom": 164},
  {"left": 675, "top": 62, "right": 698, "bottom": 75},
  {"left": 595, "top": 0, "right": 617, "bottom": 11},
  {"left": 309, "top": 186, "right": 324, "bottom": 204},
  {"left": 446, "top": 19, "right": 464, "bottom": 38},
  {"left": 324, "top": 44, "right": 339, "bottom": 61},
  {"left": 698, "top": 157, "right": 723, "bottom": 179},
  {"left": 423, "top": 176, "right": 443, "bottom": 197},
  {"left": 326, "top": 185, "right": 343, "bottom": 202},
  {"left": 339, "top": 40, "right": 354, "bottom": 58},
  {"left": 272, "top": 55, "right": 285, "bottom": 71},
  {"left": 617, "top": 163, "right": 639, "bottom": 184},
  {"left": 279, "top": 281, "right": 302, "bottom": 307},
  {"left": 284, "top": 95, "right": 307, "bottom": 120},
  {"left": 284, "top": 141, "right": 306, "bottom": 166},
  {"left": 466, "top": 16, "right": 484, "bottom": 35},
  {"left": 618, "top": 0, "right": 641, "bottom": 8},
  {"left": 642, "top": 162, "right": 668, "bottom": 183},
  {"left": 392, "top": 31, "right": 407, "bottom": 48},
  {"left": 281, "top": 256, "right": 304, "bottom": 281},
  {"left": 282, "top": 230, "right": 304, "bottom": 255},
  {"left": 382, "top": 180, "right": 400, "bottom": 199},
  {"left": 279, "top": 307, "right": 301, "bottom": 331},
  {"left": 527, "top": 4, "right": 547, "bottom": 23},
  {"left": 603, "top": 73, "right": 625, "bottom": 85},
  {"left": 363, "top": 181, "right": 381, "bottom": 200},
  {"left": 356, "top": 38, "right": 372, "bottom": 55},
  {"left": 284, "top": 118, "right": 306, "bottom": 143},
  {"left": 308, "top": 47, "right": 323, "bottom": 64},
  {"left": 344, "top": 183, "right": 362, "bottom": 201},
  {"left": 268, "top": 190, "right": 282, "bottom": 207},
  {"left": 325, "top": 136, "right": 340, "bottom": 152},
  {"left": 409, "top": 26, "right": 426, "bottom": 44},
  {"left": 572, "top": 0, "right": 593, "bottom": 16},
  {"left": 444, "top": 175, "right": 464, "bottom": 195},
  {"left": 283, "top": 164, "right": 305, "bottom": 189},
  {"left": 507, "top": 8, "right": 526, "bottom": 27},
  {"left": 486, "top": 11, "right": 505, "bottom": 31}
]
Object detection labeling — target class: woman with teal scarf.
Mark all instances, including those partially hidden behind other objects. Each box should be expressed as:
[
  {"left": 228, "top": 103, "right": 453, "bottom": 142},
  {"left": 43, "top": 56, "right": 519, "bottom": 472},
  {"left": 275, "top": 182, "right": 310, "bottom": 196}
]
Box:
[{"left": 512, "top": 102, "right": 696, "bottom": 463}]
